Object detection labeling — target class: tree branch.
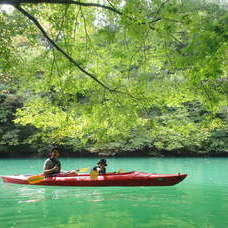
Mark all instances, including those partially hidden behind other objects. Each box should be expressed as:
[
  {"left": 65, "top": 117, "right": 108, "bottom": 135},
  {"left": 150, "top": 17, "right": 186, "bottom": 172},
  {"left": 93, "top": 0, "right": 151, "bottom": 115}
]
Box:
[
  {"left": 0, "top": 0, "right": 122, "bottom": 15},
  {"left": 15, "top": 4, "right": 114, "bottom": 91},
  {"left": 1, "top": 0, "right": 161, "bottom": 100}
]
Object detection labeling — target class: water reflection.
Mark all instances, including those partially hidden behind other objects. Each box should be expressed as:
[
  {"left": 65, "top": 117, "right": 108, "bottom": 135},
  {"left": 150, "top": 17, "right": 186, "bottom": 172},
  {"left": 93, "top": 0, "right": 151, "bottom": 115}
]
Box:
[
  {"left": 0, "top": 183, "right": 191, "bottom": 228},
  {"left": 3, "top": 184, "right": 188, "bottom": 202}
]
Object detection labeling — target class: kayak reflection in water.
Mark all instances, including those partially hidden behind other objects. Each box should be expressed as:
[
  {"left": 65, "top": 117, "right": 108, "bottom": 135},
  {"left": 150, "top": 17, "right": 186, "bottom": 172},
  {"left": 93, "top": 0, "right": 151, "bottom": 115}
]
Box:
[
  {"left": 43, "top": 147, "right": 77, "bottom": 177},
  {"left": 92, "top": 159, "right": 107, "bottom": 174}
]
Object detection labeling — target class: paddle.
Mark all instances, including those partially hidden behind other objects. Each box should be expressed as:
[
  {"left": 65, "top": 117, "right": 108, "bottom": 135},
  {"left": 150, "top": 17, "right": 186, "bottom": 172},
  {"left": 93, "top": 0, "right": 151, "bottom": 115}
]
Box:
[
  {"left": 28, "top": 168, "right": 89, "bottom": 184},
  {"left": 89, "top": 169, "right": 125, "bottom": 180},
  {"left": 90, "top": 170, "right": 99, "bottom": 180},
  {"left": 28, "top": 175, "right": 45, "bottom": 184},
  {"left": 77, "top": 168, "right": 89, "bottom": 172}
]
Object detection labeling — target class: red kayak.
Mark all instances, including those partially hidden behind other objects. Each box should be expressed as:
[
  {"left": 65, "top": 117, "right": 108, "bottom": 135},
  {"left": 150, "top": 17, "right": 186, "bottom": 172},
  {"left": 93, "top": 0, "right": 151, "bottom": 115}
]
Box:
[{"left": 1, "top": 171, "right": 187, "bottom": 186}]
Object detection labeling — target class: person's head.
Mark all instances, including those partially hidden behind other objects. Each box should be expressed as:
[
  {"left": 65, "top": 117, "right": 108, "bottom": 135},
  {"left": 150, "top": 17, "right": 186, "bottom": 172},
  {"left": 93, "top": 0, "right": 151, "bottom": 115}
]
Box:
[
  {"left": 97, "top": 159, "right": 107, "bottom": 168},
  {"left": 50, "top": 147, "right": 60, "bottom": 158}
]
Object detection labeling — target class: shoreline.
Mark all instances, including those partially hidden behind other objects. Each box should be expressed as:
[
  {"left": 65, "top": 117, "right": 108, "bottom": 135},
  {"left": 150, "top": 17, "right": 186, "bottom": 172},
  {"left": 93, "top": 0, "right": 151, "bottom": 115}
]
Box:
[{"left": 0, "top": 150, "right": 227, "bottom": 158}]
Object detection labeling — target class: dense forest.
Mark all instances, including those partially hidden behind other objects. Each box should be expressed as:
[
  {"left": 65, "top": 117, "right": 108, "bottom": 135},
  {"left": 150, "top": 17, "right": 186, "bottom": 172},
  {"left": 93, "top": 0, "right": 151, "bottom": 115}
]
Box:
[{"left": 0, "top": 0, "right": 227, "bottom": 157}]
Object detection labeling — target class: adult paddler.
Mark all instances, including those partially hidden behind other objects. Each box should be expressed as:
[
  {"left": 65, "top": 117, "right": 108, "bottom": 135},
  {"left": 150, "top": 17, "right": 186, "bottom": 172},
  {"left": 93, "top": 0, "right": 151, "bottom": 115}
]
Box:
[
  {"left": 43, "top": 147, "right": 62, "bottom": 176},
  {"left": 43, "top": 147, "right": 78, "bottom": 177}
]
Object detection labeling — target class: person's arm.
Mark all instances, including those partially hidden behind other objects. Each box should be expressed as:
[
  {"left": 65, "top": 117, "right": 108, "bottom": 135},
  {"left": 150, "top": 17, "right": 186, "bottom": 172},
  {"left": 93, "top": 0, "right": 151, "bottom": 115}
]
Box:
[
  {"left": 92, "top": 166, "right": 101, "bottom": 174},
  {"left": 43, "top": 165, "right": 59, "bottom": 175},
  {"left": 43, "top": 159, "right": 60, "bottom": 175}
]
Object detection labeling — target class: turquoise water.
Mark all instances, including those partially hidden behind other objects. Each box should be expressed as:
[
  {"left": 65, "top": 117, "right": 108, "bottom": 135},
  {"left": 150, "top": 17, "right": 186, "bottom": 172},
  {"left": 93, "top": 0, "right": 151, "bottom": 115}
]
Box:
[{"left": 0, "top": 157, "right": 228, "bottom": 228}]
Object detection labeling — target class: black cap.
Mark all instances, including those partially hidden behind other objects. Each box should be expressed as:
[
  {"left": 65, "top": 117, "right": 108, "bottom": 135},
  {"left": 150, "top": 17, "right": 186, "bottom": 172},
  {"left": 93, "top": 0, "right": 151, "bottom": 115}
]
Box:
[{"left": 97, "top": 159, "right": 107, "bottom": 166}]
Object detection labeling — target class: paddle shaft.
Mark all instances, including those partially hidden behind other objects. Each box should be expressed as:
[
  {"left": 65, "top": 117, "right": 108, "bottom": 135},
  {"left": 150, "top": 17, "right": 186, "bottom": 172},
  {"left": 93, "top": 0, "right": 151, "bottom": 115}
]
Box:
[{"left": 28, "top": 167, "right": 89, "bottom": 184}]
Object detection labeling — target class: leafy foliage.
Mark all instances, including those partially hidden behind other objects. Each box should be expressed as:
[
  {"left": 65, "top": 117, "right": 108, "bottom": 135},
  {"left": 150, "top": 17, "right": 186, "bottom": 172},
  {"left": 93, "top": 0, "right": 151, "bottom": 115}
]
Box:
[{"left": 0, "top": 0, "right": 227, "bottom": 155}]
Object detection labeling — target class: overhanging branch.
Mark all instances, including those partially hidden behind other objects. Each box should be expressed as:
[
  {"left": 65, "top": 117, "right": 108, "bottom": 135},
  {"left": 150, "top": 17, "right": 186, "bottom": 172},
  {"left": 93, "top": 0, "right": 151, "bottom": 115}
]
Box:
[
  {"left": 15, "top": 4, "right": 114, "bottom": 91},
  {"left": 1, "top": 0, "right": 163, "bottom": 97},
  {"left": 0, "top": 0, "right": 122, "bottom": 15}
]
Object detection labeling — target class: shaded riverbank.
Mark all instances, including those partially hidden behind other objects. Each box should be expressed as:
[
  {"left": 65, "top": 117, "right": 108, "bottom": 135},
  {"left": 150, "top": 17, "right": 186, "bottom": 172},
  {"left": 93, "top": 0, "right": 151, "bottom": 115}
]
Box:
[
  {"left": 1, "top": 93, "right": 227, "bottom": 160},
  {"left": 0, "top": 145, "right": 228, "bottom": 158}
]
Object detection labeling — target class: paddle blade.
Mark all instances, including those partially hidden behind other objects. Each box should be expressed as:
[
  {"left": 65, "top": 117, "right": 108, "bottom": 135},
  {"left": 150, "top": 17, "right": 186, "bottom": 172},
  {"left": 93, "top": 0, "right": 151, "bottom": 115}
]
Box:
[
  {"left": 78, "top": 168, "right": 89, "bottom": 172},
  {"left": 90, "top": 170, "right": 98, "bottom": 180},
  {"left": 28, "top": 175, "right": 45, "bottom": 184}
]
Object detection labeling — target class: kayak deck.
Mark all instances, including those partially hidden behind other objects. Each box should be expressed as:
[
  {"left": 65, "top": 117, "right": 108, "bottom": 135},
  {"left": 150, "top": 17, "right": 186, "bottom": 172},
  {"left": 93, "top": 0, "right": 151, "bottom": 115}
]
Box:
[{"left": 1, "top": 171, "right": 187, "bottom": 187}]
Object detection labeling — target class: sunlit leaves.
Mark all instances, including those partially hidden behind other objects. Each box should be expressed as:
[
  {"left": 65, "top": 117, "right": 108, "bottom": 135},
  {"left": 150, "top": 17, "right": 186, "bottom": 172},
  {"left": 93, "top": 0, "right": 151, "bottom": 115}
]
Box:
[{"left": 0, "top": 0, "right": 227, "bottom": 153}]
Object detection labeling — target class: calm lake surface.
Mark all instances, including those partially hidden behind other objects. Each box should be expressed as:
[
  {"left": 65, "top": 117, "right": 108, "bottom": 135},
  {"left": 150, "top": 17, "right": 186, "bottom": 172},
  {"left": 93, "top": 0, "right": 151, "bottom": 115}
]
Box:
[{"left": 0, "top": 157, "right": 228, "bottom": 228}]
